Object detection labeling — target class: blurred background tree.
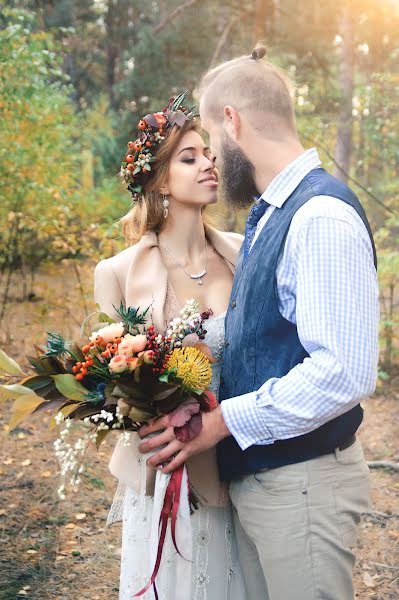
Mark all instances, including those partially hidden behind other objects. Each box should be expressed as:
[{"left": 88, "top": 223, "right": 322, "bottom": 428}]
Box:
[{"left": 1, "top": 0, "right": 398, "bottom": 371}]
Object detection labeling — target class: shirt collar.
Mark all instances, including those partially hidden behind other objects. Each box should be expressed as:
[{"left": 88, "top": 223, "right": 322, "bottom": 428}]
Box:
[{"left": 260, "top": 148, "right": 321, "bottom": 208}]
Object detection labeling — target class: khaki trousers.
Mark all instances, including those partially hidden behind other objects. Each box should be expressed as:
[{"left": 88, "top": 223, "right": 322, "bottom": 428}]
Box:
[{"left": 230, "top": 439, "right": 370, "bottom": 600}]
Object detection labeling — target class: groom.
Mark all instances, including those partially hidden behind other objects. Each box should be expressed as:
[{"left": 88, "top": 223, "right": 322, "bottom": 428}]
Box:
[{"left": 139, "top": 47, "right": 379, "bottom": 599}]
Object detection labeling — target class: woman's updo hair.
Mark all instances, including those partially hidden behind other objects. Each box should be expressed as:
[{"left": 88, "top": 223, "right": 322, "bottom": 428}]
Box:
[{"left": 120, "top": 119, "right": 198, "bottom": 245}]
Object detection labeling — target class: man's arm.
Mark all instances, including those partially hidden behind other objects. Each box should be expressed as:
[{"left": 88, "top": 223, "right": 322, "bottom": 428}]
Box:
[{"left": 221, "top": 203, "right": 379, "bottom": 450}]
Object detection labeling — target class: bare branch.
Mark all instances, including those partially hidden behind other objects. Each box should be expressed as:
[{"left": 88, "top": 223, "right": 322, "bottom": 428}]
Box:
[
  {"left": 299, "top": 130, "right": 398, "bottom": 216},
  {"left": 367, "top": 460, "right": 399, "bottom": 472},
  {"left": 208, "top": 13, "right": 240, "bottom": 70},
  {"left": 154, "top": 0, "right": 200, "bottom": 34}
]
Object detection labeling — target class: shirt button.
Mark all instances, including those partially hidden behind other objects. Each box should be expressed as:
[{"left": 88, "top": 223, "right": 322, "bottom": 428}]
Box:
[
  {"left": 231, "top": 300, "right": 236, "bottom": 309},
  {"left": 224, "top": 340, "right": 230, "bottom": 348}
]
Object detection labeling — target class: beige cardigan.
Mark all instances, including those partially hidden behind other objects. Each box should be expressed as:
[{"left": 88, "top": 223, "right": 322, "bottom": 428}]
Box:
[
  {"left": 94, "top": 224, "right": 243, "bottom": 326},
  {"left": 94, "top": 224, "right": 243, "bottom": 506}
]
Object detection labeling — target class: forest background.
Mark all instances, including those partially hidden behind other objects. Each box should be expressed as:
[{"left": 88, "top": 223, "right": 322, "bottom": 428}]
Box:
[{"left": 0, "top": 1, "right": 398, "bottom": 599}]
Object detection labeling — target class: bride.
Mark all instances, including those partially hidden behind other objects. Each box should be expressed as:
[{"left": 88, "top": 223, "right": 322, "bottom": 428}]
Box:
[{"left": 94, "top": 95, "right": 247, "bottom": 599}]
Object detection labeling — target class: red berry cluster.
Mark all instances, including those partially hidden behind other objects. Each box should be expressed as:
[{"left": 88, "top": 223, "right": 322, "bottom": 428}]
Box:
[
  {"left": 145, "top": 325, "right": 173, "bottom": 373},
  {"left": 146, "top": 325, "right": 162, "bottom": 372},
  {"left": 198, "top": 309, "right": 213, "bottom": 339}
]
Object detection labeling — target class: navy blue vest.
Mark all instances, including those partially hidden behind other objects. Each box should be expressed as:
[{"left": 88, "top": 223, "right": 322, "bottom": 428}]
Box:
[{"left": 217, "top": 168, "right": 377, "bottom": 481}]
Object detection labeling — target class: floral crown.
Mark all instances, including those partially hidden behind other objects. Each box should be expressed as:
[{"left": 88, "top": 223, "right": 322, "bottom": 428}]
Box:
[{"left": 120, "top": 92, "right": 197, "bottom": 202}]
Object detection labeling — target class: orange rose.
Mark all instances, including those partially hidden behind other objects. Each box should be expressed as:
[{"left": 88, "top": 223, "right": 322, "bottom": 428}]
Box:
[{"left": 154, "top": 112, "right": 167, "bottom": 126}]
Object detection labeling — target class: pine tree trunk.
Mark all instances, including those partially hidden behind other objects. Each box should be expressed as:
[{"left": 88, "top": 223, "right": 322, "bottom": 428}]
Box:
[
  {"left": 334, "top": 6, "right": 355, "bottom": 183},
  {"left": 254, "top": 0, "right": 274, "bottom": 42}
]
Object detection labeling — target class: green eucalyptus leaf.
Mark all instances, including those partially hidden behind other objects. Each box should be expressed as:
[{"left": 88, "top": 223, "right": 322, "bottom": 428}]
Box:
[{"left": 53, "top": 374, "right": 87, "bottom": 401}]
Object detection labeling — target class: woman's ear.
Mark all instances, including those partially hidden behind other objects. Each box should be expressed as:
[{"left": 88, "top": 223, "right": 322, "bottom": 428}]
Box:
[
  {"left": 223, "top": 106, "right": 241, "bottom": 140},
  {"left": 160, "top": 184, "right": 170, "bottom": 196}
]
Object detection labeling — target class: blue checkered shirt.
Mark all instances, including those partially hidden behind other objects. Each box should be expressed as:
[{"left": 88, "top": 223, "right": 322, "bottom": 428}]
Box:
[{"left": 221, "top": 148, "right": 379, "bottom": 450}]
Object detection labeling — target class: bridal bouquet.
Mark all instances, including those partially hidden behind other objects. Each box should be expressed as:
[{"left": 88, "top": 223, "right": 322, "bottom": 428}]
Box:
[
  {"left": 1, "top": 299, "right": 219, "bottom": 598},
  {"left": 0, "top": 299, "right": 217, "bottom": 498}
]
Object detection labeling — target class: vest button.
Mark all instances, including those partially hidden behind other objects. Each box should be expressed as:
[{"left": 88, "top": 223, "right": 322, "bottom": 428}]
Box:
[
  {"left": 224, "top": 340, "right": 230, "bottom": 348},
  {"left": 220, "top": 376, "right": 225, "bottom": 386},
  {"left": 231, "top": 300, "right": 236, "bottom": 309}
]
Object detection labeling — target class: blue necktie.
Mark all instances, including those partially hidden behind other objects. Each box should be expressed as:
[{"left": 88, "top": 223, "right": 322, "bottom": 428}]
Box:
[{"left": 243, "top": 199, "right": 269, "bottom": 259}]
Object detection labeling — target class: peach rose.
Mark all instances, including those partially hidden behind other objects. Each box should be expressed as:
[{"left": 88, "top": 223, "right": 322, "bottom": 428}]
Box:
[
  {"left": 118, "top": 333, "right": 147, "bottom": 357},
  {"left": 109, "top": 354, "right": 128, "bottom": 374},
  {"left": 126, "top": 357, "right": 139, "bottom": 371},
  {"left": 90, "top": 322, "right": 124, "bottom": 344}
]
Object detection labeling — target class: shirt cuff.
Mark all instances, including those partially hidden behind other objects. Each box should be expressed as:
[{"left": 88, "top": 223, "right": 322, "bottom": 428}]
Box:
[{"left": 220, "top": 392, "right": 274, "bottom": 450}]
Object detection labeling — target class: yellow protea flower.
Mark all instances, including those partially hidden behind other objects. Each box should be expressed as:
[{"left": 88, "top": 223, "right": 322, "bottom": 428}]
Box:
[{"left": 168, "top": 347, "right": 212, "bottom": 391}]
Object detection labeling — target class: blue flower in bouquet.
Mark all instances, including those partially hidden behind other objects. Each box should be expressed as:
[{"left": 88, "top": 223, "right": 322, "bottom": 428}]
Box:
[{"left": 84, "top": 382, "right": 107, "bottom": 405}]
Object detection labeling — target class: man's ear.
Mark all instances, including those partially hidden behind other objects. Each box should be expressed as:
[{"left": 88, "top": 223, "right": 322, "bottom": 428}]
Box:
[{"left": 223, "top": 106, "right": 241, "bottom": 140}]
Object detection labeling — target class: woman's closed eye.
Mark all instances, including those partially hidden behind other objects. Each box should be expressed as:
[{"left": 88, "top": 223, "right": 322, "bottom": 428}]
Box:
[{"left": 181, "top": 157, "right": 196, "bottom": 164}]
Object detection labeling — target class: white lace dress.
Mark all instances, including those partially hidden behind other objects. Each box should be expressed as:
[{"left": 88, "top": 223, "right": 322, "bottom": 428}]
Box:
[{"left": 110, "top": 307, "right": 247, "bottom": 600}]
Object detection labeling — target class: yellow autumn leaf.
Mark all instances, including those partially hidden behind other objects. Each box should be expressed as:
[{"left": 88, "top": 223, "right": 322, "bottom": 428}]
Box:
[
  {"left": 6, "top": 395, "right": 48, "bottom": 431},
  {"left": 0, "top": 349, "right": 26, "bottom": 376},
  {"left": 0, "top": 383, "right": 40, "bottom": 401}
]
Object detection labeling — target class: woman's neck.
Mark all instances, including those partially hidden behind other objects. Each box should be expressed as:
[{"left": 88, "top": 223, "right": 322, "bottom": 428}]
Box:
[{"left": 158, "top": 207, "right": 207, "bottom": 263}]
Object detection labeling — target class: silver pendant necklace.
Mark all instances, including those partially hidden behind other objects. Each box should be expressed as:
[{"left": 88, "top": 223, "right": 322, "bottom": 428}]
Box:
[{"left": 159, "top": 238, "right": 208, "bottom": 285}]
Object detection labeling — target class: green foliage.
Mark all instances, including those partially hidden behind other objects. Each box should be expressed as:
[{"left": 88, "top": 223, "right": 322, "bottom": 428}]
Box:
[
  {"left": 375, "top": 215, "right": 399, "bottom": 370},
  {"left": 2, "top": 1, "right": 399, "bottom": 368}
]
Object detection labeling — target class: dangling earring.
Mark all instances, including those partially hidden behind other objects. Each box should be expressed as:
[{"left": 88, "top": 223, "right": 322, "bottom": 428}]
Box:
[{"left": 162, "top": 194, "right": 169, "bottom": 219}]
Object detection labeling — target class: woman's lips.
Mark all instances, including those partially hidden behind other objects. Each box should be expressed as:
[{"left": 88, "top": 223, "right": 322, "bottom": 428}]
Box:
[{"left": 199, "top": 178, "right": 218, "bottom": 187}]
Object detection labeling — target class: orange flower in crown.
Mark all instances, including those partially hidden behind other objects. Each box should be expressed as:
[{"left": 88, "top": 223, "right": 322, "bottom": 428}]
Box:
[{"left": 120, "top": 92, "right": 197, "bottom": 202}]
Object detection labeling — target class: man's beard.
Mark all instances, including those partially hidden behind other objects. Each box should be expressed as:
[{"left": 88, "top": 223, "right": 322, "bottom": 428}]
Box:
[{"left": 218, "top": 134, "right": 259, "bottom": 210}]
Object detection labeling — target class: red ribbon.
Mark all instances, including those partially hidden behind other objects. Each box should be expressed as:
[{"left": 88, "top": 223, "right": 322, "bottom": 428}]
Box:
[{"left": 134, "top": 464, "right": 186, "bottom": 599}]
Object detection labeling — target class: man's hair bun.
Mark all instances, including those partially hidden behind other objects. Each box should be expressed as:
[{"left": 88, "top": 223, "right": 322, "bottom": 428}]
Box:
[{"left": 251, "top": 45, "right": 267, "bottom": 60}]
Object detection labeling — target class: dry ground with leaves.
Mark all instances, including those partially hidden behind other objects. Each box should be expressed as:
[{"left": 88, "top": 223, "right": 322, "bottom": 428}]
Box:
[{"left": 0, "top": 264, "right": 398, "bottom": 600}]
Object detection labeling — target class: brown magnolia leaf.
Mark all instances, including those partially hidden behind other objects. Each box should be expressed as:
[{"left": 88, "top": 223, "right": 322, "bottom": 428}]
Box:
[
  {"left": 66, "top": 402, "right": 100, "bottom": 420},
  {"left": 128, "top": 406, "right": 154, "bottom": 422},
  {"left": 95, "top": 428, "right": 111, "bottom": 448},
  {"left": 49, "top": 402, "right": 80, "bottom": 429},
  {"left": 152, "top": 385, "right": 180, "bottom": 402},
  {"left": 19, "top": 375, "right": 53, "bottom": 391}
]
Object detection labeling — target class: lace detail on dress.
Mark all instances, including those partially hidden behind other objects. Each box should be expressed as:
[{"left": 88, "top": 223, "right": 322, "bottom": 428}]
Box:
[
  {"left": 164, "top": 281, "right": 181, "bottom": 327},
  {"left": 107, "top": 480, "right": 126, "bottom": 525}
]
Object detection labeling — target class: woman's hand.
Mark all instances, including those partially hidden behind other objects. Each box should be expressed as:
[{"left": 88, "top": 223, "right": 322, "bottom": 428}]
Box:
[{"left": 138, "top": 416, "right": 185, "bottom": 467}]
